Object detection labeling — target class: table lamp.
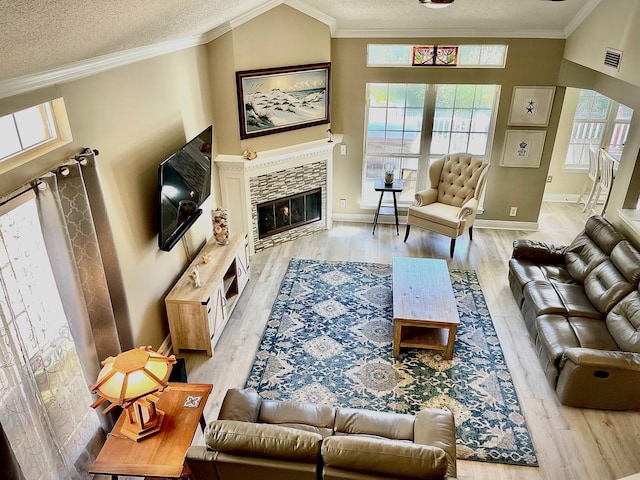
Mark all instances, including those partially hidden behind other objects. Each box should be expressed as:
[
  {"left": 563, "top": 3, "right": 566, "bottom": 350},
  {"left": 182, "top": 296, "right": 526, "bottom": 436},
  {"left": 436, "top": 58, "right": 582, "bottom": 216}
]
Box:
[{"left": 89, "top": 346, "right": 176, "bottom": 441}]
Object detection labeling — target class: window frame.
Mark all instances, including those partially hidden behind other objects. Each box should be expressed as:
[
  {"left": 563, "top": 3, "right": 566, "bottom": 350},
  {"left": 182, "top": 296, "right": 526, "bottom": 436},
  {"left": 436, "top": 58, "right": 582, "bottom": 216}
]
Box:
[
  {"left": 361, "top": 83, "right": 500, "bottom": 208},
  {"left": 0, "top": 98, "right": 72, "bottom": 176},
  {"left": 367, "top": 44, "right": 508, "bottom": 68}
]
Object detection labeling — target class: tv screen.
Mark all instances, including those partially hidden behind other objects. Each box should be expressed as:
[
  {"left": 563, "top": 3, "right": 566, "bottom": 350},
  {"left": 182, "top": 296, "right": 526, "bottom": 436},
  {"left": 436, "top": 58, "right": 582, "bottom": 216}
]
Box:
[{"left": 158, "top": 125, "right": 212, "bottom": 251}]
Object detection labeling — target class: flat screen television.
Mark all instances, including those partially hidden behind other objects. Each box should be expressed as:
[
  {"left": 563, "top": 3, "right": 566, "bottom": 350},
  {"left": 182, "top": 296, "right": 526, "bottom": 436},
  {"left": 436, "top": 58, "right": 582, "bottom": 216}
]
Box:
[{"left": 158, "top": 125, "right": 212, "bottom": 251}]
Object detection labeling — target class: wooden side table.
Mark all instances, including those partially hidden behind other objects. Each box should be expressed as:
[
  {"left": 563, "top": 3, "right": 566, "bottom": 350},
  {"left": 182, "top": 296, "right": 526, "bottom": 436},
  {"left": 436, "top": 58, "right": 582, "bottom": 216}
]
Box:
[
  {"left": 372, "top": 178, "right": 404, "bottom": 235},
  {"left": 90, "top": 383, "right": 212, "bottom": 479}
]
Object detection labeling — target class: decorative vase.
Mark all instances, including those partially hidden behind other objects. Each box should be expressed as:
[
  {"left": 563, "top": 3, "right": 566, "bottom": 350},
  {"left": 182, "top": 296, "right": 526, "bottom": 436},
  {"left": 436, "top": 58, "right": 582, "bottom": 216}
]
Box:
[
  {"left": 384, "top": 164, "right": 395, "bottom": 185},
  {"left": 212, "top": 208, "right": 230, "bottom": 245}
]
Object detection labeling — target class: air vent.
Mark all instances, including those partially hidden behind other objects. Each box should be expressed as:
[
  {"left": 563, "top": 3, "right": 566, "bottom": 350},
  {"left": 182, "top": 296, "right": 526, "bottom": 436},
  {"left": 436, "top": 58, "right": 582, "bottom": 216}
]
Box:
[{"left": 604, "top": 48, "right": 622, "bottom": 71}]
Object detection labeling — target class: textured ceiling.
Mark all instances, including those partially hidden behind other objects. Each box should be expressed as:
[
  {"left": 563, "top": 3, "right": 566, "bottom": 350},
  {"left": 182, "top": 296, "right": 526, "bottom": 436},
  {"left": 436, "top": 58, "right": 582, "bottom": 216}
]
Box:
[{"left": 0, "top": 0, "right": 595, "bottom": 83}]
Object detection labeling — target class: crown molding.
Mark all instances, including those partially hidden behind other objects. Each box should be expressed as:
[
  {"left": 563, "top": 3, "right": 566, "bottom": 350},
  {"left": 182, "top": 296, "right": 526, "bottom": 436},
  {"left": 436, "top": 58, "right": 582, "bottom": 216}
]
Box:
[
  {"left": 563, "top": 0, "right": 601, "bottom": 37},
  {"left": 333, "top": 27, "right": 568, "bottom": 39},
  {"left": 0, "top": 0, "right": 340, "bottom": 101},
  {"left": 0, "top": 0, "right": 595, "bottom": 100},
  {"left": 0, "top": 34, "right": 209, "bottom": 100}
]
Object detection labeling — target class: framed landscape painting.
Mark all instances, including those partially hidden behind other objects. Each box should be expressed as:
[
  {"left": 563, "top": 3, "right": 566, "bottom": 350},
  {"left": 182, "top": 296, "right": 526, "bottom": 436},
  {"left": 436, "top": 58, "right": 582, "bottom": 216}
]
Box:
[{"left": 236, "top": 63, "right": 331, "bottom": 139}]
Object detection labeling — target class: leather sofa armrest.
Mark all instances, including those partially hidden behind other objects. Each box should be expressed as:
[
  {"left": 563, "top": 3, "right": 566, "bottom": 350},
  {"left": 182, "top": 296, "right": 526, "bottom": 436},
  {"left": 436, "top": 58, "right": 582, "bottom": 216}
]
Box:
[
  {"left": 186, "top": 445, "right": 220, "bottom": 480},
  {"left": 414, "top": 188, "right": 438, "bottom": 207},
  {"left": 206, "top": 420, "right": 322, "bottom": 463},
  {"left": 414, "top": 408, "right": 457, "bottom": 480},
  {"left": 218, "top": 388, "right": 262, "bottom": 422},
  {"left": 512, "top": 239, "right": 567, "bottom": 264},
  {"left": 562, "top": 348, "right": 640, "bottom": 372},
  {"left": 321, "top": 435, "right": 447, "bottom": 480}
]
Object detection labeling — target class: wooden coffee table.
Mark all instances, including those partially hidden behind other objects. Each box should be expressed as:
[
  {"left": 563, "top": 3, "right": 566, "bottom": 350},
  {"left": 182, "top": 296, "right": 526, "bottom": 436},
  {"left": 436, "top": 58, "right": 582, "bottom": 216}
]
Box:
[
  {"left": 89, "top": 382, "right": 212, "bottom": 479},
  {"left": 392, "top": 257, "right": 460, "bottom": 359}
]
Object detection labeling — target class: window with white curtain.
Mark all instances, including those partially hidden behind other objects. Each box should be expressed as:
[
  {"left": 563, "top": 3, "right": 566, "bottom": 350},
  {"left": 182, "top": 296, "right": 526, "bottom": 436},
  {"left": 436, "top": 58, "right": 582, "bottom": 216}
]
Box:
[
  {"left": 362, "top": 83, "right": 499, "bottom": 206},
  {"left": 0, "top": 194, "right": 101, "bottom": 480}
]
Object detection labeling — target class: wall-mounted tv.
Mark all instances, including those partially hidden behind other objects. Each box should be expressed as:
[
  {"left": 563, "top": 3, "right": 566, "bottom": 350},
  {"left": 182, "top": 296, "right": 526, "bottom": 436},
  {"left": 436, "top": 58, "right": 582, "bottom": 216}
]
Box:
[{"left": 158, "top": 125, "right": 212, "bottom": 251}]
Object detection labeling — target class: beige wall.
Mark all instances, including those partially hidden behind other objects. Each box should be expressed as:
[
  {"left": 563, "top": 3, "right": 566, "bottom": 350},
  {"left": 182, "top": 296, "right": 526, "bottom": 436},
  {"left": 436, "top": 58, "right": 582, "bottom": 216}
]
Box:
[
  {"left": 0, "top": 47, "right": 215, "bottom": 349},
  {"left": 210, "top": 4, "right": 332, "bottom": 155},
  {"left": 564, "top": 0, "right": 640, "bottom": 88},
  {"left": 331, "top": 37, "right": 566, "bottom": 222},
  {"left": 544, "top": 88, "right": 582, "bottom": 199}
]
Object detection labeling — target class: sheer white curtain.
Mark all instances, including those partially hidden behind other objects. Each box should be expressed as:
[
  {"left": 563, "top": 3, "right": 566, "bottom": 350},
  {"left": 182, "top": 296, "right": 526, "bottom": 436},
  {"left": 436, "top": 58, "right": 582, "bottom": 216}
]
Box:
[{"left": 0, "top": 191, "right": 103, "bottom": 479}]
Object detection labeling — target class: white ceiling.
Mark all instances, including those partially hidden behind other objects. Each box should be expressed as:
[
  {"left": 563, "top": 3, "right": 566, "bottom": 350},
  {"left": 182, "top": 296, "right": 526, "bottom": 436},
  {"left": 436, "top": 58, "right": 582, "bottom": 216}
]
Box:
[{"left": 0, "top": 0, "right": 599, "bottom": 85}]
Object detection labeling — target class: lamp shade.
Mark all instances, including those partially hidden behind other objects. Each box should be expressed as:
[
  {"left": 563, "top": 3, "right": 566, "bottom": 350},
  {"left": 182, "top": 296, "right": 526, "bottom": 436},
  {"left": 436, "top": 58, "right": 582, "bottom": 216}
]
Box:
[
  {"left": 91, "top": 347, "right": 175, "bottom": 405},
  {"left": 90, "top": 347, "right": 176, "bottom": 441},
  {"left": 419, "top": 0, "right": 454, "bottom": 8}
]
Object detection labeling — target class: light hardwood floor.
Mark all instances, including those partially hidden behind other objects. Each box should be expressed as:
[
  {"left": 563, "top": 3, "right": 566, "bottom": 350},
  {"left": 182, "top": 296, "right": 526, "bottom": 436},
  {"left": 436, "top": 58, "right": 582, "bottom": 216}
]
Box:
[{"left": 183, "top": 202, "right": 640, "bottom": 480}]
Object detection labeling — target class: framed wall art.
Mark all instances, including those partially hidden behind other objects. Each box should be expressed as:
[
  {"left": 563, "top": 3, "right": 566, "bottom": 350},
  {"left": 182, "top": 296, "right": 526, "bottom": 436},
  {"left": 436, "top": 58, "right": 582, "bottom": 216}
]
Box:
[
  {"left": 236, "top": 62, "right": 330, "bottom": 139},
  {"left": 508, "top": 86, "right": 556, "bottom": 126},
  {"left": 412, "top": 46, "right": 459, "bottom": 66},
  {"left": 501, "top": 130, "right": 547, "bottom": 168}
]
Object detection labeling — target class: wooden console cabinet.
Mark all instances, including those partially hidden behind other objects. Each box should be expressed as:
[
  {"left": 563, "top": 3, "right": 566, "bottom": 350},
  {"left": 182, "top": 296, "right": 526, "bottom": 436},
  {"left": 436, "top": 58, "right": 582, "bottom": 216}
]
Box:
[{"left": 165, "top": 232, "right": 250, "bottom": 356}]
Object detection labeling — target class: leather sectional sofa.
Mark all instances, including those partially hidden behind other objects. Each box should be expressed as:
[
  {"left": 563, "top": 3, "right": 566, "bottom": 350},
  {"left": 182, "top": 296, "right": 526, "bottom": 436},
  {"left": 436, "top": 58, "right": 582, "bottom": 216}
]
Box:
[
  {"left": 509, "top": 215, "right": 640, "bottom": 409},
  {"left": 186, "top": 388, "right": 457, "bottom": 480}
]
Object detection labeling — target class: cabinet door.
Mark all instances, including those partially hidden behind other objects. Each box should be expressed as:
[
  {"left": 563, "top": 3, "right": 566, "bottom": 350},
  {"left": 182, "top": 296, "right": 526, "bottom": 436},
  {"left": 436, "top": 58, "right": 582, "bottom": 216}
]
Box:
[
  {"left": 208, "top": 283, "right": 226, "bottom": 339},
  {"left": 236, "top": 238, "right": 250, "bottom": 293}
]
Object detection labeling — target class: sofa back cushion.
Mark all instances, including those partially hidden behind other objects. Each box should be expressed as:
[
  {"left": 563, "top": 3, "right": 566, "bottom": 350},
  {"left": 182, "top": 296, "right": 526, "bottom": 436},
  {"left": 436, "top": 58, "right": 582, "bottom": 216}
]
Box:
[
  {"left": 565, "top": 216, "right": 624, "bottom": 282},
  {"left": 206, "top": 420, "right": 322, "bottom": 462},
  {"left": 607, "top": 291, "right": 640, "bottom": 353},
  {"left": 321, "top": 436, "right": 447, "bottom": 480},
  {"left": 583, "top": 260, "right": 634, "bottom": 314},
  {"left": 259, "top": 399, "right": 336, "bottom": 438},
  {"left": 610, "top": 240, "right": 640, "bottom": 286},
  {"left": 334, "top": 407, "right": 415, "bottom": 441}
]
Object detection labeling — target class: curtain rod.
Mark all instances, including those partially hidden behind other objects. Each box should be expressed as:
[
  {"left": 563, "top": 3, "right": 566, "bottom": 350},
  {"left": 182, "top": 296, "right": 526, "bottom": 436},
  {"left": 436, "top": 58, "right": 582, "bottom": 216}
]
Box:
[
  {"left": 0, "top": 182, "right": 42, "bottom": 209},
  {"left": 0, "top": 147, "right": 99, "bottom": 209}
]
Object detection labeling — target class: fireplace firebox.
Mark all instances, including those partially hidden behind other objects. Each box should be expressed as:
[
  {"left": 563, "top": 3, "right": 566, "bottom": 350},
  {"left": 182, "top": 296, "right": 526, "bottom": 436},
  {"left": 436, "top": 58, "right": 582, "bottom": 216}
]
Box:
[{"left": 257, "top": 188, "right": 322, "bottom": 239}]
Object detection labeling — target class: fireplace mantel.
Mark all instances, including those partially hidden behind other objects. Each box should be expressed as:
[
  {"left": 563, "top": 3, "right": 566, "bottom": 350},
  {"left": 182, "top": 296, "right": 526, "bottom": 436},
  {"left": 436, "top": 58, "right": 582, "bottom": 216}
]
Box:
[{"left": 215, "top": 136, "right": 341, "bottom": 254}]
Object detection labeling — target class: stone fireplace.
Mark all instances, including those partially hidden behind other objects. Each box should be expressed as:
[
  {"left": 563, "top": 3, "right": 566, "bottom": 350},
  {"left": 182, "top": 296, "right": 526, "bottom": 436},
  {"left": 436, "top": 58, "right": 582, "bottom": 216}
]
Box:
[{"left": 215, "top": 138, "right": 339, "bottom": 254}]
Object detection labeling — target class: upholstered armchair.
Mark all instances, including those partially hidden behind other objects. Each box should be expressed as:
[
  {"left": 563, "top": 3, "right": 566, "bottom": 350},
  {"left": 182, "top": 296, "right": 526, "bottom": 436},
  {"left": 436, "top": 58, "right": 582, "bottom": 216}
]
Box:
[{"left": 404, "top": 153, "right": 490, "bottom": 257}]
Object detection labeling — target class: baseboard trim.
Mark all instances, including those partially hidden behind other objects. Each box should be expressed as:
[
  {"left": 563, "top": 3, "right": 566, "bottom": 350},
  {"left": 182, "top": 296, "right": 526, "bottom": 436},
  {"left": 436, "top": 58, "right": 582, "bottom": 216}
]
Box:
[
  {"left": 332, "top": 213, "right": 538, "bottom": 232},
  {"left": 543, "top": 193, "right": 581, "bottom": 203},
  {"left": 473, "top": 219, "right": 539, "bottom": 231}
]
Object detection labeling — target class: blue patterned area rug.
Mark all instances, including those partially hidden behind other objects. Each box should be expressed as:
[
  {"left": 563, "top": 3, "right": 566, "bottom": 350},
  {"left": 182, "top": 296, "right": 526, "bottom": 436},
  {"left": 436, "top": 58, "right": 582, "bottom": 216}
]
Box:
[{"left": 245, "top": 258, "right": 538, "bottom": 466}]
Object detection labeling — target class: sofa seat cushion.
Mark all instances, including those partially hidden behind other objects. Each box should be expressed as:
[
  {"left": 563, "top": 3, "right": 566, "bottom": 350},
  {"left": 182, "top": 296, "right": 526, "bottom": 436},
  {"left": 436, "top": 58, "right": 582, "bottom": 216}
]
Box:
[
  {"left": 607, "top": 291, "right": 640, "bottom": 353},
  {"left": 206, "top": 420, "right": 322, "bottom": 463},
  {"left": 536, "top": 315, "right": 620, "bottom": 369},
  {"left": 259, "top": 399, "right": 336, "bottom": 438},
  {"left": 522, "top": 281, "right": 567, "bottom": 317},
  {"left": 334, "top": 408, "right": 415, "bottom": 441},
  {"left": 536, "top": 315, "right": 581, "bottom": 368},
  {"left": 408, "top": 203, "right": 462, "bottom": 230},
  {"left": 553, "top": 284, "right": 602, "bottom": 318},
  {"left": 509, "top": 259, "right": 575, "bottom": 291},
  {"left": 321, "top": 436, "right": 447, "bottom": 480}
]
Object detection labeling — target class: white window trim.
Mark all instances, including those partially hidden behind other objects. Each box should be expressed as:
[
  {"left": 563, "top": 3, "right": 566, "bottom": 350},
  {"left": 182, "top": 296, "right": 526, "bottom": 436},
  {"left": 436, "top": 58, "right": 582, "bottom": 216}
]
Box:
[{"left": 0, "top": 98, "right": 72, "bottom": 176}]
